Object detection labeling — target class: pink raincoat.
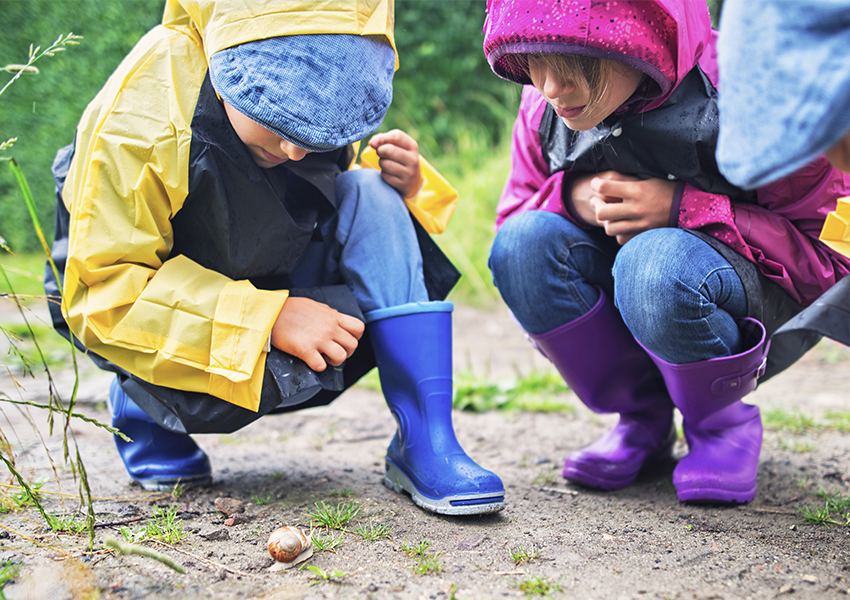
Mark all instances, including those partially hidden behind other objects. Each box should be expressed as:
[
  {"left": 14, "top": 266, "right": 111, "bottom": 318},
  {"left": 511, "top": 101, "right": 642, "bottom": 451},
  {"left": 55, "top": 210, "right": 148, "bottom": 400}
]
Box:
[{"left": 484, "top": 0, "right": 850, "bottom": 307}]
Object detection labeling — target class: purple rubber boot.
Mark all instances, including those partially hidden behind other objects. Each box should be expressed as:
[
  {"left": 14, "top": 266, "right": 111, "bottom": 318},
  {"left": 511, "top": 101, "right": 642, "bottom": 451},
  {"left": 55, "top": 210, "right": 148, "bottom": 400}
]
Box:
[
  {"left": 640, "top": 318, "right": 770, "bottom": 504},
  {"left": 529, "top": 291, "right": 675, "bottom": 490}
]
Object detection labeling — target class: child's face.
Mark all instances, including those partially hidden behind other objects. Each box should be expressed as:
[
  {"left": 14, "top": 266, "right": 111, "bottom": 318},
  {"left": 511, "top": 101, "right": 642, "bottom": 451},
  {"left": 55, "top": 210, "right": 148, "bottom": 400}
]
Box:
[
  {"left": 825, "top": 130, "right": 850, "bottom": 174},
  {"left": 528, "top": 57, "right": 644, "bottom": 131},
  {"left": 223, "top": 100, "right": 311, "bottom": 168}
]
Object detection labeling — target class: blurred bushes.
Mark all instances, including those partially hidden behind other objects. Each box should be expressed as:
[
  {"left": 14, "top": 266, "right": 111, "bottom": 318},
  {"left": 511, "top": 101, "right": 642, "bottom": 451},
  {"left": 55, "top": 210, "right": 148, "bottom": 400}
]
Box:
[
  {"left": 1, "top": 0, "right": 719, "bottom": 253},
  {"left": 0, "top": 1, "right": 166, "bottom": 253}
]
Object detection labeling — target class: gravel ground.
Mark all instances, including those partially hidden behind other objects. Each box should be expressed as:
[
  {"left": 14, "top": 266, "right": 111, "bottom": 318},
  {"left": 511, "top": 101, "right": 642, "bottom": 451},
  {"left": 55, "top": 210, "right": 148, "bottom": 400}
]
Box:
[{"left": 2, "top": 300, "right": 850, "bottom": 600}]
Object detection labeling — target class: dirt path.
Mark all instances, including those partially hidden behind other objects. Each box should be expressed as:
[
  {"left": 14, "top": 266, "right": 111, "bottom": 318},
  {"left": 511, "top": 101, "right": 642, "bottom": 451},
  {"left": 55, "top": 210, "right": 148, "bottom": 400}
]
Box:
[{"left": 2, "top": 300, "right": 850, "bottom": 600}]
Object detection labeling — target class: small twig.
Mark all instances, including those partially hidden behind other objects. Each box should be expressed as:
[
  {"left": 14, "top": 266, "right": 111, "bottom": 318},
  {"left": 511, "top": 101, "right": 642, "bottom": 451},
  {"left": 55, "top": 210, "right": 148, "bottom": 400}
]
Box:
[
  {"left": 495, "top": 569, "right": 525, "bottom": 575},
  {"left": 52, "top": 549, "right": 111, "bottom": 561},
  {"left": 149, "top": 539, "right": 261, "bottom": 580},
  {"left": 0, "top": 483, "right": 170, "bottom": 502},
  {"left": 749, "top": 508, "right": 798, "bottom": 516},
  {"left": 539, "top": 486, "right": 578, "bottom": 496},
  {"left": 0, "top": 397, "right": 131, "bottom": 441},
  {"left": 0, "top": 522, "right": 70, "bottom": 556},
  {"left": 104, "top": 537, "right": 185, "bottom": 574},
  {"left": 94, "top": 517, "right": 143, "bottom": 529}
]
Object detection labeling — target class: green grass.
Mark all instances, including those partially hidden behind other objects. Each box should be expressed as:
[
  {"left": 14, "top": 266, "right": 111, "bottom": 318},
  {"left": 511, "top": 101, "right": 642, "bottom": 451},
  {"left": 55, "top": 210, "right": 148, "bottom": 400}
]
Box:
[
  {"left": 399, "top": 537, "right": 432, "bottom": 557},
  {"left": 453, "top": 369, "right": 572, "bottom": 413},
  {"left": 301, "top": 565, "right": 349, "bottom": 586},
  {"left": 513, "top": 575, "right": 562, "bottom": 597},
  {"left": 411, "top": 552, "right": 444, "bottom": 576},
  {"left": 0, "top": 251, "right": 47, "bottom": 298},
  {"left": 509, "top": 544, "right": 542, "bottom": 565},
  {"left": 305, "top": 499, "right": 360, "bottom": 530},
  {"left": 354, "top": 520, "right": 392, "bottom": 541},
  {"left": 311, "top": 530, "right": 345, "bottom": 553},
  {"left": 120, "top": 505, "right": 185, "bottom": 544},
  {"left": 824, "top": 410, "right": 850, "bottom": 432},
  {"left": 763, "top": 407, "right": 850, "bottom": 435},
  {"left": 430, "top": 133, "right": 513, "bottom": 307},
  {"left": 0, "top": 559, "right": 20, "bottom": 598},
  {"left": 251, "top": 493, "right": 274, "bottom": 505},
  {"left": 762, "top": 408, "right": 820, "bottom": 434},
  {"left": 0, "top": 478, "right": 44, "bottom": 513},
  {"left": 777, "top": 438, "right": 817, "bottom": 453},
  {"left": 1, "top": 320, "right": 71, "bottom": 370},
  {"left": 531, "top": 467, "right": 559, "bottom": 486},
  {"left": 798, "top": 488, "right": 850, "bottom": 527},
  {"left": 47, "top": 512, "right": 88, "bottom": 534}
]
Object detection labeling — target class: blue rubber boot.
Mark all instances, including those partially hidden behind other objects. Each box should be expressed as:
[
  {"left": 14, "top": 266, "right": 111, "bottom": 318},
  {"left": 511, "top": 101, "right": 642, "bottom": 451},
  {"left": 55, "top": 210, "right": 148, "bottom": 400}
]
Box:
[
  {"left": 365, "top": 302, "right": 505, "bottom": 515},
  {"left": 110, "top": 379, "right": 212, "bottom": 491}
]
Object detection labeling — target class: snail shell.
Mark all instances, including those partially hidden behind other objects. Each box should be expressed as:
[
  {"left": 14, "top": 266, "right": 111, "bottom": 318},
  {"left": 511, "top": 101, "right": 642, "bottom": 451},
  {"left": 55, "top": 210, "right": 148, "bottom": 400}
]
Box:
[{"left": 267, "top": 526, "right": 313, "bottom": 570}]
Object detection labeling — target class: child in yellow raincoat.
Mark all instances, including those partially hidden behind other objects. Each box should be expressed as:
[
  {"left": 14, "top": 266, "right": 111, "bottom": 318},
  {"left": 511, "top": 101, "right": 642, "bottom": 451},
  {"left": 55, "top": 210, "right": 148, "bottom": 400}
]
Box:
[{"left": 44, "top": 0, "right": 505, "bottom": 516}]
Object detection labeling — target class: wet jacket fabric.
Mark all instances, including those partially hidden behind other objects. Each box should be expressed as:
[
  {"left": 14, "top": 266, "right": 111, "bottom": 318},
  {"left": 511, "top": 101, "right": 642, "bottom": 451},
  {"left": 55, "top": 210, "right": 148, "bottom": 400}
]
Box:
[
  {"left": 486, "top": 0, "right": 850, "bottom": 373},
  {"left": 44, "top": 0, "right": 459, "bottom": 433}
]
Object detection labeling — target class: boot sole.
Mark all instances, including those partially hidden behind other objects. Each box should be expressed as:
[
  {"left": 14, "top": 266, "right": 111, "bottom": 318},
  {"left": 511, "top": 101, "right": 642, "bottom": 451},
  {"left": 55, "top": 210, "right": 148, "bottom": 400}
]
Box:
[
  {"left": 676, "top": 485, "right": 756, "bottom": 505},
  {"left": 383, "top": 460, "right": 505, "bottom": 516},
  {"left": 134, "top": 473, "right": 212, "bottom": 492}
]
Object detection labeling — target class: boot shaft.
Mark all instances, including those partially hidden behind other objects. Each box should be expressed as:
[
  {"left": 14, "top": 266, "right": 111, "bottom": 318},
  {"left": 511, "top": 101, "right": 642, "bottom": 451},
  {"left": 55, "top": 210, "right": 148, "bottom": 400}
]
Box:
[
  {"left": 529, "top": 290, "right": 670, "bottom": 416},
  {"left": 640, "top": 318, "right": 769, "bottom": 426}
]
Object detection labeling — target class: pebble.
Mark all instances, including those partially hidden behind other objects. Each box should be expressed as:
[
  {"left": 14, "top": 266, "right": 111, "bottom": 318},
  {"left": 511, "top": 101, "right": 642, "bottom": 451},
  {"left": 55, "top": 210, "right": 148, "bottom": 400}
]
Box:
[
  {"left": 214, "top": 497, "right": 245, "bottom": 516},
  {"left": 198, "top": 526, "right": 230, "bottom": 541}
]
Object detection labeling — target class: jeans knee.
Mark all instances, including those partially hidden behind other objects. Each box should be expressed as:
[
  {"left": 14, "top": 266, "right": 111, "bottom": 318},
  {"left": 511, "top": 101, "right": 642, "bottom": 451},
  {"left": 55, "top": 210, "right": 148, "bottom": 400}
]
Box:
[
  {"left": 613, "top": 230, "right": 688, "bottom": 336},
  {"left": 490, "top": 213, "right": 540, "bottom": 279},
  {"left": 335, "top": 169, "right": 409, "bottom": 232}
]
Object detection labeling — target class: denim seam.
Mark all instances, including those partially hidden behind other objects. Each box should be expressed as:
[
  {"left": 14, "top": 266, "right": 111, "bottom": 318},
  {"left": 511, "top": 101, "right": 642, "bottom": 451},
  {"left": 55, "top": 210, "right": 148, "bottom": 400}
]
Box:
[{"left": 558, "top": 237, "right": 595, "bottom": 314}]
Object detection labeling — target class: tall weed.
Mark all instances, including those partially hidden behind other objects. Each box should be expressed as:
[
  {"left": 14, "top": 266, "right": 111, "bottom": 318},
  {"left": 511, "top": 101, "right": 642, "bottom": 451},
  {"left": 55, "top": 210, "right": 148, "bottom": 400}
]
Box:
[{"left": 1, "top": 33, "right": 102, "bottom": 546}]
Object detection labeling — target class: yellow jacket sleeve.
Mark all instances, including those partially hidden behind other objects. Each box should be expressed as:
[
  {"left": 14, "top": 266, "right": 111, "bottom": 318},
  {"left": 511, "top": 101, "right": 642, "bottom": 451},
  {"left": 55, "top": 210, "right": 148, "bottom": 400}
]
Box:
[
  {"left": 61, "top": 26, "right": 287, "bottom": 413},
  {"left": 358, "top": 147, "right": 459, "bottom": 234}
]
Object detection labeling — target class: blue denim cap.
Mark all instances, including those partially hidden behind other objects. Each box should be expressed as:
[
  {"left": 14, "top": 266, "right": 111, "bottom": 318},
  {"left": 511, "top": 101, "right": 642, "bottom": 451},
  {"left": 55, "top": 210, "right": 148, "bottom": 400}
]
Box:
[
  {"left": 210, "top": 34, "right": 395, "bottom": 153},
  {"left": 716, "top": 0, "right": 850, "bottom": 189}
]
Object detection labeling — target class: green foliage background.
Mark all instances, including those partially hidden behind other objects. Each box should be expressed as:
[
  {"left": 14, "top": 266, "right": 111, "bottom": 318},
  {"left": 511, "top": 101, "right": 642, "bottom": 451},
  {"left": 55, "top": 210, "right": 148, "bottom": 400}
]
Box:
[
  {"left": 1, "top": 0, "right": 721, "bottom": 255},
  {"left": 0, "top": 0, "right": 518, "bottom": 253}
]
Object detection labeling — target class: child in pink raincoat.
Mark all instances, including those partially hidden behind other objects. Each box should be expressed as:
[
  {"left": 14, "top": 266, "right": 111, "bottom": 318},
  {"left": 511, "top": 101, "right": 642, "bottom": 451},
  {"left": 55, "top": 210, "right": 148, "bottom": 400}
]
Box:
[{"left": 483, "top": 0, "right": 850, "bottom": 504}]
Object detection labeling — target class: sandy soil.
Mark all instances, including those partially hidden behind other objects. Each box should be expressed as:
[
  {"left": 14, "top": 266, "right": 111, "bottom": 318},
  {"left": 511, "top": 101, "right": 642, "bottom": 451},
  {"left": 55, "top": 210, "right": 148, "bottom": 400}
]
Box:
[{"left": 2, "top": 300, "right": 850, "bottom": 600}]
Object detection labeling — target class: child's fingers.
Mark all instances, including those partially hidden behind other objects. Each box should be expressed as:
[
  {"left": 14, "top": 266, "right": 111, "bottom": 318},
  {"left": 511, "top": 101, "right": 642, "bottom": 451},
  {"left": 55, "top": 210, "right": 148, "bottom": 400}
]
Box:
[
  {"left": 590, "top": 177, "right": 639, "bottom": 199},
  {"left": 369, "top": 129, "right": 417, "bottom": 152},
  {"left": 338, "top": 313, "right": 365, "bottom": 340},
  {"left": 301, "top": 349, "right": 328, "bottom": 372}
]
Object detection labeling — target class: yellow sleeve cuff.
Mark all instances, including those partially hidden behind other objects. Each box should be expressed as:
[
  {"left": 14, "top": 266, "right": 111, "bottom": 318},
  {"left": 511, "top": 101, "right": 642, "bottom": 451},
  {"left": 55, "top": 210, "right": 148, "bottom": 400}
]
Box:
[{"left": 207, "top": 281, "right": 287, "bottom": 411}]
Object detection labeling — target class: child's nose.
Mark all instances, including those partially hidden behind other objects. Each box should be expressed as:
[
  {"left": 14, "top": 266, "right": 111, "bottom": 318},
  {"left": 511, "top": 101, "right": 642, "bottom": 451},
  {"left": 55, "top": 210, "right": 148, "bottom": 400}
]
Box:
[
  {"left": 280, "top": 139, "right": 309, "bottom": 161},
  {"left": 540, "top": 68, "right": 575, "bottom": 100}
]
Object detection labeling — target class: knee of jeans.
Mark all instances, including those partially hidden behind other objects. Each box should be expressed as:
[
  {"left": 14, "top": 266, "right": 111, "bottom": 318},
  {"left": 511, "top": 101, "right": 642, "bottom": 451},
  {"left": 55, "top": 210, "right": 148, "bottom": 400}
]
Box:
[
  {"left": 613, "top": 230, "right": 686, "bottom": 337},
  {"left": 335, "top": 168, "right": 407, "bottom": 222},
  {"left": 490, "top": 212, "right": 555, "bottom": 283},
  {"left": 336, "top": 168, "right": 395, "bottom": 202}
]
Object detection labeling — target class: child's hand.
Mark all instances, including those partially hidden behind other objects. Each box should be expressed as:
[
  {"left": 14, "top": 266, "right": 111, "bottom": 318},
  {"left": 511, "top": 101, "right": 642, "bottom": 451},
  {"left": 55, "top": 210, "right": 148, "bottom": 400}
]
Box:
[
  {"left": 588, "top": 172, "right": 675, "bottom": 245},
  {"left": 368, "top": 130, "right": 423, "bottom": 198},
  {"left": 271, "top": 297, "right": 365, "bottom": 372}
]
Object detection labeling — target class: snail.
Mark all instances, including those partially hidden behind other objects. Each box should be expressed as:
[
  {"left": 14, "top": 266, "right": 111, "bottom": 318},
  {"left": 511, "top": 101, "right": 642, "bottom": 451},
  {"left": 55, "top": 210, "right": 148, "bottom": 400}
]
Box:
[{"left": 267, "top": 526, "right": 313, "bottom": 571}]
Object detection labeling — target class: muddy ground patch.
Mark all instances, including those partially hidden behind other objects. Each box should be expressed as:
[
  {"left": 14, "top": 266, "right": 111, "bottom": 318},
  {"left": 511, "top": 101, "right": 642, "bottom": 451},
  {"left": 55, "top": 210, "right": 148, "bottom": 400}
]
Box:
[{"left": 1, "top": 302, "right": 850, "bottom": 600}]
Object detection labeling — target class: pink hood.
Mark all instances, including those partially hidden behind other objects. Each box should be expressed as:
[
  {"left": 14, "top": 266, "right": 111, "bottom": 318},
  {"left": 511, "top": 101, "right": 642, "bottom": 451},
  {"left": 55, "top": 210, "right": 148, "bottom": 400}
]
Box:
[{"left": 483, "top": 0, "right": 712, "bottom": 111}]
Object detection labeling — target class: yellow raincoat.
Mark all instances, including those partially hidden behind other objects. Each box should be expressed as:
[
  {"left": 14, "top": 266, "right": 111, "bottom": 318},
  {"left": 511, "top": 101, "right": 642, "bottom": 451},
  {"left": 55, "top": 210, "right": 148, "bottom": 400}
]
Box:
[{"left": 53, "top": 0, "right": 456, "bottom": 419}]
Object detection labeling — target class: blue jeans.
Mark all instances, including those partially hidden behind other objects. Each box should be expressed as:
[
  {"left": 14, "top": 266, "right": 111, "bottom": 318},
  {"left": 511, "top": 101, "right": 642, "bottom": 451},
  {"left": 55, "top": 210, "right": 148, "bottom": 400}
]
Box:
[
  {"left": 489, "top": 211, "right": 748, "bottom": 364},
  {"left": 288, "top": 168, "right": 429, "bottom": 313}
]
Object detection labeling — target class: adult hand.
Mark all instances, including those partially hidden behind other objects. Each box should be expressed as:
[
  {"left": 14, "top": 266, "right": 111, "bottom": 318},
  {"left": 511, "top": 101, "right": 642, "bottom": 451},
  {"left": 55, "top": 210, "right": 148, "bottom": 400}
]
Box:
[
  {"left": 367, "top": 129, "right": 423, "bottom": 198},
  {"left": 271, "top": 297, "right": 365, "bottom": 372},
  {"left": 589, "top": 173, "right": 676, "bottom": 244}
]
